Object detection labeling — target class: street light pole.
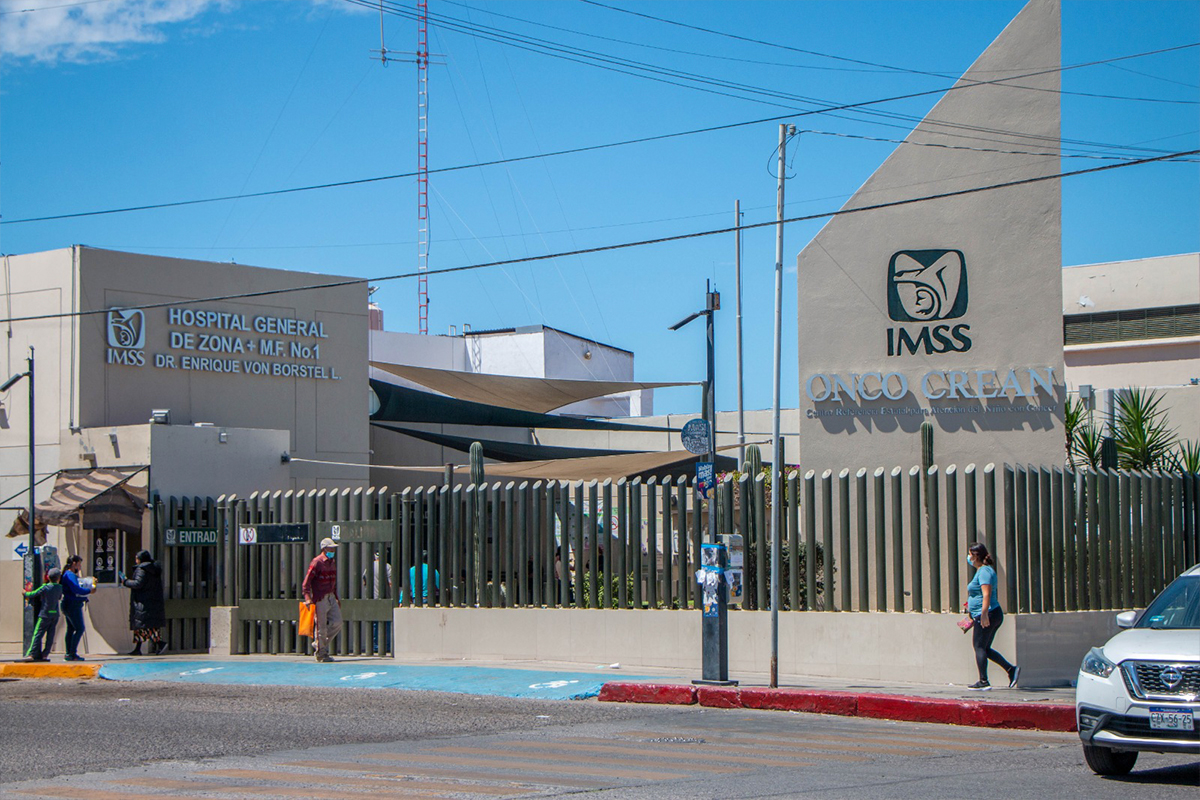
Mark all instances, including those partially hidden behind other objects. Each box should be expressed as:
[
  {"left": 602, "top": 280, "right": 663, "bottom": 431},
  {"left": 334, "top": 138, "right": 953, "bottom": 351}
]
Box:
[
  {"left": 734, "top": 200, "right": 745, "bottom": 466},
  {"left": 27, "top": 348, "right": 34, "bottom": 560}
]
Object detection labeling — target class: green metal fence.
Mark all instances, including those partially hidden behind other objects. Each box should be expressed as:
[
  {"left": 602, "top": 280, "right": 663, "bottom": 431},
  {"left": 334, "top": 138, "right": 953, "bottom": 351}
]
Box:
[{"left": 160, "top": 465, "right": 1198, "bottom": 653}]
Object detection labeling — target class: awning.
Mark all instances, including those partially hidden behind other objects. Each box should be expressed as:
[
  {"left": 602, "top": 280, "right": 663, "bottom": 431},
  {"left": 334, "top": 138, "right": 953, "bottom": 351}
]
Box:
[
  {"left": 370, "top": 361, "right": 697, "bottom": 414},
  {"left": 395, "top": 444, "right": 747, "bottom": 482},
  {"left": 372, "top": 423, "right": 639, "bottom": 462},
  {"left": 6, "top": 467, "right": 148, "bottom": 540},
  {"left": 370, "top": 379, "right": 672, "bottom": 432}
]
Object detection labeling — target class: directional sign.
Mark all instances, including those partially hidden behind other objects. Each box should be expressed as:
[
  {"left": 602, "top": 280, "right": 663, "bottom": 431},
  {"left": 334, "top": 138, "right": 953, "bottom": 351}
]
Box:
[
  {"left": 681, "top": 418, "right": 711, "bottom": 455},
  {"left": 237, "top": 523, "right": 311, "bottom": 545},
  {"left": 317, "top": 520, "right": 394, "bottom": 543},
  {"left": 165, "top": 528, "right": 220, "bottom": 546},
  {"left": 13, "top": 542, "right": 28, "bottom": 560}
]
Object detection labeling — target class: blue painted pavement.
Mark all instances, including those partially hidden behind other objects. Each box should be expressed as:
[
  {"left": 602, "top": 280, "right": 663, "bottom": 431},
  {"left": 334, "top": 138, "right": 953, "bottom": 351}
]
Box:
[{"left": 99, "top": 660, "right": 641, "bottom": 700}]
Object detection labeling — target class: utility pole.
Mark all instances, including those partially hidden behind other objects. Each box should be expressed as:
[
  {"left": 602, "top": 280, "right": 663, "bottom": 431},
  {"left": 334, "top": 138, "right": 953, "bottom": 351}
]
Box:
[
  {"left": 770, "top": 124, "right": 795, "bottom": 689},
  {"left": 734, "top": 201, "right": 745, "bottom": 466}
]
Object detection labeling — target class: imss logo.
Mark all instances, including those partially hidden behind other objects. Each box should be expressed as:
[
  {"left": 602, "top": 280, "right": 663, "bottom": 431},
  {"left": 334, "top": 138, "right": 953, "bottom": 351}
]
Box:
[
  {"left": 886, "top": 249, "right": 972, "bottom": 355},
  {"left": 106, "top": 309, "right": 146, "bottom": 366}
]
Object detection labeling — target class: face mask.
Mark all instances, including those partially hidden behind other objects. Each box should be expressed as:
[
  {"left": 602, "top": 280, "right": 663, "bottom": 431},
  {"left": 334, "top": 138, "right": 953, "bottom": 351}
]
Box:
[
  {"left": 966, "top": 554, "right": 975, "bottom": 566},
  {"left": 325, "top": 550, "right": 336, "bottom": 560}
]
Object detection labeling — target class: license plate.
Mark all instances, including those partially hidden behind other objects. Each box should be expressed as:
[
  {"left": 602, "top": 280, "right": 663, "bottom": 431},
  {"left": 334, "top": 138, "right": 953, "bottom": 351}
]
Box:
[{"left": 1149, "top": 707, "right": 1195, "bottom": 731}]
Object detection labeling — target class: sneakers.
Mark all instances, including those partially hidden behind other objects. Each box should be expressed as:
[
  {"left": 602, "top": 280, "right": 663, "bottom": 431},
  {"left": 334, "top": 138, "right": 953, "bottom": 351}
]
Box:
[
  {"left": 315, "top": 653, "right": 334, "bottom": 663},
  {"left": 1008, "top": 665, "right": 1021, "bottom": 688},
  {"left": 967, "top": 681, "right": 992, "bottom": 691},
  {"left": 154, "top": 641, "right": 168, "bottom": 656},
  {"left": 64, "top": 654, "right": 85, "bottom": 662}
]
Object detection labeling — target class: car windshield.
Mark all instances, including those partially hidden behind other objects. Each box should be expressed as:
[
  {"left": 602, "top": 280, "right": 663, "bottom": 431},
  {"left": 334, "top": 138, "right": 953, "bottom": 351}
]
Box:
[{"left": 1135, "top": 576, "right": 1200, "bottom": 629}]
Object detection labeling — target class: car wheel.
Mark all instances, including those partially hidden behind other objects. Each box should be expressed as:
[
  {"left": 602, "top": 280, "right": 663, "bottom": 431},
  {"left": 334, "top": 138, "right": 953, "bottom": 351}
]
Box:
[{"left": 1082, "top": 744, "right": 1138, "bottom": 776}]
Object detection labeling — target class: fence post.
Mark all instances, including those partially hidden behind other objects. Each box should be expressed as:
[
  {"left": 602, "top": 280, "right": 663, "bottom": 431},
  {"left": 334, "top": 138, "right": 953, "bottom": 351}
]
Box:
[
  {"left": 873, "top": 468, "right": 886, "bottom": 612},
  {"left": 891, "top": 467, "right": 904, "bottom": 612},
  {"left": 1098, "top": 469, "right": 1113, "bottom": 610},
  {"left": 788, "top": 471, "right": 800, "bottom": 611},
  {"left": 754, "top": 473, "right": 767, "bottom": 611},
  {"left": 1040, "top": 467, "right": 1053, "bottom": 613},
  {"left": 1003, "top": 466, "right": 1017, "bottom": 613},
  {"left": 946, "top": 466, "right": 959, "bottom": 613},
  {"left": 602, "top": 479, "right": 614, "bottom": 610},
  {"left": 646, "top": 478, "right": 658, "bottom": 609},
  {"left": 631, "top": 478, "right": 643, "bottom": 609},
  {"left": 839, "top": 469, "right": 852, "bottom": 612},
  {"left": 1027, "top": 466, "right": 1043, "bottom": 614},
  {"left": 856, "top": 468, "right": 868, "bottom": 612},
  {"left": 560, "top": 481, "right": 573, "bottom": 609},
  {"left": 908, "top": 466, "right": 922, "bottom": 613},
  {"left": 926, "top": 466, "right": 942, "bottom": 613},
  {"left": 821, "top": 470, "right": 834, "bottom": 611},
  {"left": 616, "top": 478, "right": 628, "bottom": 609},
  {"left": 1050, "top": 468, "right": 1064, "bottom": 611},
  {"left": 660, "top": 479, "right": 673, "bottom": 611},
  {"left": 804, "top": 470, "right": 817, "bottom": 611}
]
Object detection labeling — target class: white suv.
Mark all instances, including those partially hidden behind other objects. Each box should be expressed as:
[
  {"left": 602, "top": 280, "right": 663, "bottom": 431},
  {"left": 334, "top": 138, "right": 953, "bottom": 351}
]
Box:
[{"left": 1076, "top": 563, "right": 1200, "bottom": 775}]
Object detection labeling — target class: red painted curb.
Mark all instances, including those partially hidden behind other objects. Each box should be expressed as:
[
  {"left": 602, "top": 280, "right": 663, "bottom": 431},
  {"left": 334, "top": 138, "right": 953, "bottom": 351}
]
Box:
[
  {"left": 695, "top": 685, "right": 741, "bottom": 709},
  {"left": 739, "top": 687, "right": 858, "bottom": 716},
  {"left": 598, "top": 682, "right": 697, "bottom": 705},
  {"left": 599, "top": 682, "right": 1076, "bottom": 732}
]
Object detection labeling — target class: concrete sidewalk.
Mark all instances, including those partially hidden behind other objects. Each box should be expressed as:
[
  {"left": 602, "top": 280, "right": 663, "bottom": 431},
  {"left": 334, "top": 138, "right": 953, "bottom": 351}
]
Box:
[{"left": 0, "top": 653, "right": 1077, "bottom": 731}]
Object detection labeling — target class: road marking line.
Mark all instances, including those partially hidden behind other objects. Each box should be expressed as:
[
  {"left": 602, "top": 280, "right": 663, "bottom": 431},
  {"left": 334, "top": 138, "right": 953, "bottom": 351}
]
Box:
[
  {"left": 616, "top": 728, "right": 1044, "bottom": 752},
  {"left": 284, "top": 760, "right": 606, "bottom": 789},
  {"left": 197, "top": 768, "right": 524, "bottom": 795},
  {"left": 499, "top": 739, "right": 865, "bottom": 765},
  {"left": 367, "top": 753, "right": 704, "bottom": 781},
  {"left": 431, "top": 745, "right": 752, "bottom": 772}
]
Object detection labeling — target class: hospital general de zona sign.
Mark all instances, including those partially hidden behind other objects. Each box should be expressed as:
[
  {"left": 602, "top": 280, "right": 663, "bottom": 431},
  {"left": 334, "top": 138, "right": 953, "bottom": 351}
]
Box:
[{"left": 105, "top": 306, "right": 341, "bottom": 380}]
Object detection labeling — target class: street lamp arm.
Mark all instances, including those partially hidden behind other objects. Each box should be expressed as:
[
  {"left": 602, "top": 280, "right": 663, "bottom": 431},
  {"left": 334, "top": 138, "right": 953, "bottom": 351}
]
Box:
[
  {"left": 0, "top": 372, "right": 28, "bottom": 392},
  {"left": 668, "top": 308, "right": 709, "bottom": 331}
]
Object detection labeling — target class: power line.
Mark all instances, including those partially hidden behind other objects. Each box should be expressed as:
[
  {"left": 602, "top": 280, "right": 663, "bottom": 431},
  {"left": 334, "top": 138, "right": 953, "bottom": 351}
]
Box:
[
  {"left": 8, "top": 34, "right": 1193, "bottom": 228},
  {"left": 1, "top": 148, "right": 1193, "bottom": 327}
]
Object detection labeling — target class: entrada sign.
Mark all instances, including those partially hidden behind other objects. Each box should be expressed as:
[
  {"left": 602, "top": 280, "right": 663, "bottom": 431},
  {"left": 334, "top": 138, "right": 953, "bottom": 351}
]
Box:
[{"left": 164, "top": 528, "right": 220, "bottom": 546}]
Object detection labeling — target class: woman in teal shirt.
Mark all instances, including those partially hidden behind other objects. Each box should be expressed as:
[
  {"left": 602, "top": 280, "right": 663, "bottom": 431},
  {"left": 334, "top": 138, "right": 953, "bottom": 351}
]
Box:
[{"left": 964, "top": 542, "right": 1019, "bottom": 690}]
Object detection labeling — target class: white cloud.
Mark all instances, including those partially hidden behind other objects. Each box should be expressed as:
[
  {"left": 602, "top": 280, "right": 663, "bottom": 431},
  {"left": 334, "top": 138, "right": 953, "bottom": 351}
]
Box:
[{"left": 0, "top": 0, "right": 231, "bottom": 64}]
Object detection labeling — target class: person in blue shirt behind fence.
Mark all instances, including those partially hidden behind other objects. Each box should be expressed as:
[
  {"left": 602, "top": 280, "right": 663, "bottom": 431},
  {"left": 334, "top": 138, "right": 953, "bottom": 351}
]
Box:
[{"left": 407, "top": 555, "right": 440, "bottom": 604}]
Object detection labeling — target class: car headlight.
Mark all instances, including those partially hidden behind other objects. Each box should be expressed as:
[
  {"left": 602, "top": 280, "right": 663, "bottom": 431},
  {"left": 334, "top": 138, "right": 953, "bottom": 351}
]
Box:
[{"left": 1081, "top": 647, "right": 1117, "bottom": 678}]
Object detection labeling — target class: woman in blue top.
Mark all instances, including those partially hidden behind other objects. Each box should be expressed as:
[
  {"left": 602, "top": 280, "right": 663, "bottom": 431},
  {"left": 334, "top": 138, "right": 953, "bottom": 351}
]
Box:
[{"left": 964, "top": 542, "right": 1019, "bottom": 690}]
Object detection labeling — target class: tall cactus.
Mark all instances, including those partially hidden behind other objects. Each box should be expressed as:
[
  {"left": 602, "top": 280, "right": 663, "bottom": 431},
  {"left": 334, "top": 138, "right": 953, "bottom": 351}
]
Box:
[
  {"left": 743, "top": 443, "right": 763, "bottom": 476},
  {"left": 920, "top": 422, "right": 934, "bottom": 471},
  {"left": 469, "top": 441, "right": 485, "bottom": 486}
]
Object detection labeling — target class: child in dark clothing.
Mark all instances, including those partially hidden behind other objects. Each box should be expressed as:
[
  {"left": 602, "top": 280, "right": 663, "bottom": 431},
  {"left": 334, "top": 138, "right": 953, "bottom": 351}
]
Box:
[{"left": 23, "top": 568, "right": 63, "bottom": 661}]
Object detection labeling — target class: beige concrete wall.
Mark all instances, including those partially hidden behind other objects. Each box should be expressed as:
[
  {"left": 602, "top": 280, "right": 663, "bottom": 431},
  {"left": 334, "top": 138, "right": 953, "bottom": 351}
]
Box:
[
  {"left": 795, "top": 0, "right": 1064, "bottom": 476},
  {"left": 74, "top": 247, "right": 369, "bottom": 490},
  {"left": 1062, "top": 253, "right": 1199, "bottom": 314},
  {"left": 397, "top": 608, "right": 1097, "bottom": 686}
]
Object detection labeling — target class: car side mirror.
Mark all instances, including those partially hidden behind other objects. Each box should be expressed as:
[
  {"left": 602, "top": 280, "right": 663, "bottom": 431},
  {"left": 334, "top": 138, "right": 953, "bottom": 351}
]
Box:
[{"left": 1115, "top": 610, "right": 1137, "bottom": 629}]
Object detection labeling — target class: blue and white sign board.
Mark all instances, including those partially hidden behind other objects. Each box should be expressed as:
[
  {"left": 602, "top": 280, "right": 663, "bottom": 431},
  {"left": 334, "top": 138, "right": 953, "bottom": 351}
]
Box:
[
  {"left": 695, "top": 461, "right": 714, "bottom": 499},
  {"left": 681, "top": 418, "right": 711, "bottom": 455},
  {"left": 12, "top": 541, "right": 28, "bottom": 560}
]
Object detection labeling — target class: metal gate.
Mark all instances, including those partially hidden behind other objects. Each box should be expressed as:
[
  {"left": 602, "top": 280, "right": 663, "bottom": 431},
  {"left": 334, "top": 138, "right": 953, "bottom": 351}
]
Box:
[
  {"left": 231, "top": 488, "right": 397, "bottom": 656},
  {"left": 154, "top": 495, "right": 223, "bottom": 652}
]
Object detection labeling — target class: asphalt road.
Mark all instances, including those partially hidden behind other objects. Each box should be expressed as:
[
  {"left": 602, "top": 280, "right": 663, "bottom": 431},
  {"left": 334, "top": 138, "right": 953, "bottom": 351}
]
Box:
[{"left": 1, "top": 679, "right": 1196, "bottom": 799}]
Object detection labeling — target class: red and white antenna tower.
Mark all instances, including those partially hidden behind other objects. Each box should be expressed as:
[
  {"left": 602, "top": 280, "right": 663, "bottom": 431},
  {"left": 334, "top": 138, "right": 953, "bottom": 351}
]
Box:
[{"left": 415, "top": 0, "right": 430, "bottom": 334}]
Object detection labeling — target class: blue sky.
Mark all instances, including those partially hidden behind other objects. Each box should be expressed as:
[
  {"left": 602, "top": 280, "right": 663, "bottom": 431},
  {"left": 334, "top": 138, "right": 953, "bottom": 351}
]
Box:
[{"left": 1, "top": 0, "right": 1196, "bottom": 416}]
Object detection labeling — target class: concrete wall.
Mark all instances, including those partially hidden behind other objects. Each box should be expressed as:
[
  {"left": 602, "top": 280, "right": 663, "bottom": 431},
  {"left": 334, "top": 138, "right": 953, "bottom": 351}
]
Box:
[
  {"left": 73, "top": 247, "right": 369, "bottom": 490},
  {"left": 1062, "top": 253, "right": 1199, "bottom": 313},
  {"left": 795, "top": 0, "right": 1064, "bottom": 476},
  {"left": 393, "top": 607, "right": 1105, "bottom": 687}
]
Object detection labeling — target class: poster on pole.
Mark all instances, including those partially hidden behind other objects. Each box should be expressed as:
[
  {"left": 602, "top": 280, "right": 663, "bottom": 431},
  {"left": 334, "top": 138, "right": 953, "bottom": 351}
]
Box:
[{"left": 695, "top": 461, "right": 714, "bottom": 499}]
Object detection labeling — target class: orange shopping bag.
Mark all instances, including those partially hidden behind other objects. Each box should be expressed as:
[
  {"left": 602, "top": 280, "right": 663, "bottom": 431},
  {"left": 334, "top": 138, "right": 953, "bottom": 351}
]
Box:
[{"left": 299, "top": 601, "right": 315, "bottom": 638}]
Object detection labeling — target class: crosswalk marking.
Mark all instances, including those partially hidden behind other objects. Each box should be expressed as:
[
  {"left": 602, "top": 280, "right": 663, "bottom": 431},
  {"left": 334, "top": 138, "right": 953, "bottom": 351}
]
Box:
[
  {"left": 284, "top": 760, "right": 607, "bottom": 789},
  {"left": 494, "top": 739, "right": 858, "bottom": 766},
  {"left": 366, "top": 752, "right": 706, "bottom": 781},
  {"left": 617, "top": 728, "right": 1053, "bottom": 753},
  {"left": 198, "top": 769, "right": 525, "bottom": 796}
]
